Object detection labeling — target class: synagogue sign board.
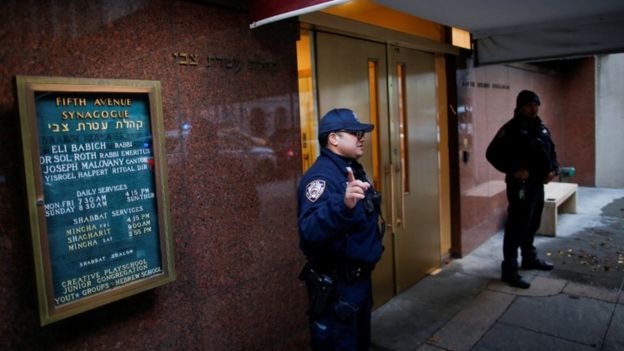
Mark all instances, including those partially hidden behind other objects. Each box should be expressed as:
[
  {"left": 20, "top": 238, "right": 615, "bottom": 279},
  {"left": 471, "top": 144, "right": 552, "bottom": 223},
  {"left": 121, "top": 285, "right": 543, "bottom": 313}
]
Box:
[{"left": 16, "top": 76, "right": 175, "bottom": 325}]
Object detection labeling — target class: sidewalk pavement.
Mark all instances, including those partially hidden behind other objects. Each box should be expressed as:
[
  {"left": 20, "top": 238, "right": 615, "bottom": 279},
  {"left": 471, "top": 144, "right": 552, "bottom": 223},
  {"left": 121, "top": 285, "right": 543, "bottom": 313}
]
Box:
[{"left": 371, "top": 186, "right": 624, "bottom": 351}]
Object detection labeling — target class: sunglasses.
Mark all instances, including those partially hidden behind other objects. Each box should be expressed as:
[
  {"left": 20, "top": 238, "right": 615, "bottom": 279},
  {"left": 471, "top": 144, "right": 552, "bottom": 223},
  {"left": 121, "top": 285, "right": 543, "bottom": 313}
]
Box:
[{"left": 337, "top": 130, "right": 365, "bottom": 139}]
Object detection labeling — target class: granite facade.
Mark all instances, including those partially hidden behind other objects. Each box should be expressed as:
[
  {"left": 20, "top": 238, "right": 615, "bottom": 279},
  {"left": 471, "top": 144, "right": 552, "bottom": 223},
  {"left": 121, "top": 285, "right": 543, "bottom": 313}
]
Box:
[
  {"left": 456, "top": 58, "right": 596, "bottom": 255},
  {"left": 0, "top": 1, "right": 307, "bottom": 349}
]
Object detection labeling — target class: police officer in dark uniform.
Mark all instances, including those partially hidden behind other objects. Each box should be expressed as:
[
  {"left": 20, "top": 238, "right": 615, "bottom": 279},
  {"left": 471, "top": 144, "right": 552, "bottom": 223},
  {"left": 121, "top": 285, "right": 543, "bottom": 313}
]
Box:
[
  {"left": 486, "top": 90, "right": 558, "bottom": 289},
  {"left": 297, "top": 108, "right": 383, "bottom": 350}
]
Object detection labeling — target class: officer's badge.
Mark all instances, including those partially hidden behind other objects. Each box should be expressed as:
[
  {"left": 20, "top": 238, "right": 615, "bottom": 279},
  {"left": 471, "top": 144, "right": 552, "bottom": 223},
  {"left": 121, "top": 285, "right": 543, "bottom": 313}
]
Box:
[{"left": 305, "top": 179, "right": 326, "bottom": 202}]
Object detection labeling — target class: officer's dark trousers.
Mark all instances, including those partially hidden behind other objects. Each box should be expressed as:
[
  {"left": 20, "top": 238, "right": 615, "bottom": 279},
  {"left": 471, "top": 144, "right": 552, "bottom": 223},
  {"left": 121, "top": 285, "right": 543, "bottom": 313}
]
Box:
[
  {"left": 309, "top": 277, "right": 373, "bottom": 351},
  {"left": 502, "top": 180, "right": 544, "bottom": 276}
]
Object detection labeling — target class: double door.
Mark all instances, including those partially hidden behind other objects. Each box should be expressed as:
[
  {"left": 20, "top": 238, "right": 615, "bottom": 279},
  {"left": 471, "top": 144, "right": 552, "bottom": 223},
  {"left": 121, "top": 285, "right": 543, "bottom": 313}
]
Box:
[{"left": 315, "top": 32, "right": 441, "bottom": 304}]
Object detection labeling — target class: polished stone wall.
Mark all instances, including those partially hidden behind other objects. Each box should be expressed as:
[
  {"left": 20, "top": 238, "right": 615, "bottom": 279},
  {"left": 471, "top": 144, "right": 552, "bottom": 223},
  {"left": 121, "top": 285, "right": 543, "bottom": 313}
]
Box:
[
  {"left": 456, "top": 58, "right": 595, "bottom": 255},
  {"left": 560, "top": 58, "right": 596, "bottom": 187},
  {"left": 596, "top": 54, "right": 624, "bottom": 187},
  {"left": 0, "top": 1, "right": 307, "bottom": 349}
]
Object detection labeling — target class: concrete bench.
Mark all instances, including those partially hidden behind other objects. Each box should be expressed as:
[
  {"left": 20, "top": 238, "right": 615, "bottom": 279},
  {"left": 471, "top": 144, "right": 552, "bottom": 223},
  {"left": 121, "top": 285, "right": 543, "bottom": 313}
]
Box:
[{"left": 537, "top": 182, "right": 578, "bottom": 236}]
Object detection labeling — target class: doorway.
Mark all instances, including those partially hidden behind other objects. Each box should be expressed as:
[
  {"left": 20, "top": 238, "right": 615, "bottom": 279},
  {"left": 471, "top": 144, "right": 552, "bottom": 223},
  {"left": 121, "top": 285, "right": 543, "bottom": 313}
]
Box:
[{"left": 312, "top": 32, "right": 442, "bottom": 305}]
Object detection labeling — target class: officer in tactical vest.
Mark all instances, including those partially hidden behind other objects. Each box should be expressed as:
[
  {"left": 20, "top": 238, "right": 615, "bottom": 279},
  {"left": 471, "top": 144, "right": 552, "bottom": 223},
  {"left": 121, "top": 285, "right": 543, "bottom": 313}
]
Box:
[
  {"left": 297, "top": 108, "right": 384, "bottom": 350},
  {"left": 486, "top": 90, "right": 559, "bottom": 289}
]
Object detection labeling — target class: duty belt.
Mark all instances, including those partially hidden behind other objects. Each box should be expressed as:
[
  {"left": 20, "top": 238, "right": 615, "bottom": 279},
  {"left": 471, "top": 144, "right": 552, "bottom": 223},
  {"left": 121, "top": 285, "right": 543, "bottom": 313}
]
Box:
[
  {"left": 334, "top": 261, "right": 374, "bottom": 284},
  {"left": 308, "top": 255, "right": 375, "bottom": 284}
]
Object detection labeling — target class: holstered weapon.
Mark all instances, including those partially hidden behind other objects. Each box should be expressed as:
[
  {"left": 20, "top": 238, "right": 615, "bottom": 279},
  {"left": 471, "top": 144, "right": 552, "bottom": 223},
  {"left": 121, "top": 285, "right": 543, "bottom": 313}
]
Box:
[{"left": 299, "top": 262, "right": 335, "bottom": 318}]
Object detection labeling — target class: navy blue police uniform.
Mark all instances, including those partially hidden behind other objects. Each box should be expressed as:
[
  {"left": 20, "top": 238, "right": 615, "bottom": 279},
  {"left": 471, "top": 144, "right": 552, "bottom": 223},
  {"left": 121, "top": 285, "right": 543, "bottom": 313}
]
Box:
[
  {"left": 486, "top": 90, "right": 558, "bottom": 287},
  {"left": 297, "top": 108, "right": 383, "bottom": 350}
]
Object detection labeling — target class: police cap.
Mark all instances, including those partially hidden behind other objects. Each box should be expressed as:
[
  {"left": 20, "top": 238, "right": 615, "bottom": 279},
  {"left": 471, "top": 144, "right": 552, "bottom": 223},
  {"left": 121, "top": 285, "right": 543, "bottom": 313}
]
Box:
[{"left": 318, "top": 108, "right": 374, "bottom": 136}]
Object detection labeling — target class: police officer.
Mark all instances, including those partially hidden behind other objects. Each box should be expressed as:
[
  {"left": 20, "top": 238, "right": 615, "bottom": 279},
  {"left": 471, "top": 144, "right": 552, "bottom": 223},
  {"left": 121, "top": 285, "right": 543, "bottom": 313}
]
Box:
[
  {"left": 297, "top": 108, "right": 383, "bottom": 350},
  {"left": 486, "top": 90, "right": 559, "bottom": 289}
]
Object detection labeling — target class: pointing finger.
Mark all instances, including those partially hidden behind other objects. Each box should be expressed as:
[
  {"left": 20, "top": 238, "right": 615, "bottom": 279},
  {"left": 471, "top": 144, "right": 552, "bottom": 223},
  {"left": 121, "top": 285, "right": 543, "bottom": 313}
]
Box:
[
  {"left": 351, "top": 180, "right": 370, "bottom": 192},
  {"left": 346, "top": 167, "right": 355, "bottom": 183}
]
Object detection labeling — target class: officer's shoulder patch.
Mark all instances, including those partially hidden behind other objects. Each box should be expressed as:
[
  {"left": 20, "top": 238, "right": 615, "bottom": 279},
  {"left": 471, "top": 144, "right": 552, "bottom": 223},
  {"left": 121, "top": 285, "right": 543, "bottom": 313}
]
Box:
[{"left": 305, "top": 179, "right": 326, "bottom": 202}]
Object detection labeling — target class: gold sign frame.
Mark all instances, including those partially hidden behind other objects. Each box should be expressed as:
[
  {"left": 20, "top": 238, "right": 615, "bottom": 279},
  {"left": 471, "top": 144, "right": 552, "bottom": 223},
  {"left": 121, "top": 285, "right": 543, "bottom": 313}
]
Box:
[{"left": 16, "top": 76, "right": 175, "bottom": 325}]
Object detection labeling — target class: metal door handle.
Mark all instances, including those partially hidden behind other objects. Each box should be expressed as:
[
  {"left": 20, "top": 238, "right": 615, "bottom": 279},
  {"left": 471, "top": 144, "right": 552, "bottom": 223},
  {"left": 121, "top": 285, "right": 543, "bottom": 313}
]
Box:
[
  {"left": 388, "top": 163, "right": 406, "bottom": 230},
  {"left": 388, "top": 163, "right": 397, "bottom": 233},
  {"left": 395, "top": 163, "right": 406, "bottom": 230}
]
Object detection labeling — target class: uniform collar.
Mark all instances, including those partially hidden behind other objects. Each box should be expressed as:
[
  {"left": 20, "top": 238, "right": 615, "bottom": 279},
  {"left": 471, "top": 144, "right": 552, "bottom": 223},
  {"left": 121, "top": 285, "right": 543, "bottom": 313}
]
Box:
[
  {"left": 321, "top": 147, "right": 356, "bottom": 175},
  {"left": 513, "top": 112, "right": 543, "bottom": 127}
]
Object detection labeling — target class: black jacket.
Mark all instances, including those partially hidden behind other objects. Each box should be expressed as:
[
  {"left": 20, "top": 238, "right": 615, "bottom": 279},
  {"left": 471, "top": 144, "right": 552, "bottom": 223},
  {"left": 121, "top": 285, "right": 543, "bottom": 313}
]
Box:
[{"left": 486, "top": 112, "right": 559, "bottom": 184}]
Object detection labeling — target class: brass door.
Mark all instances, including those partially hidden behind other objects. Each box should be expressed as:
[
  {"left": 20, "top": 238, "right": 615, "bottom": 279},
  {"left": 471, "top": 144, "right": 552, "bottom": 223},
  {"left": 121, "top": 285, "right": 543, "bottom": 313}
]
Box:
[
  {"left": 386, "top": 45, "right": 441, "bottom": 293},
  {"left": 316, "top": 32, "right": 394, "bottom": 305},
  {"left": 315, "top": 32, "right": 441, "bottom": 304}
]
